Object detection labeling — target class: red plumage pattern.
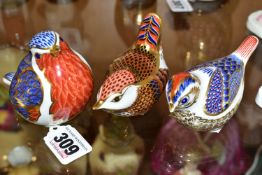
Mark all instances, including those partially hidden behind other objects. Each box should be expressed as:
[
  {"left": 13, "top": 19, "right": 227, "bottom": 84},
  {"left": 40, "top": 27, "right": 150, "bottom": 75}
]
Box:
[{"left": 36, "top": 41, "right": 93, "bottom": 121}]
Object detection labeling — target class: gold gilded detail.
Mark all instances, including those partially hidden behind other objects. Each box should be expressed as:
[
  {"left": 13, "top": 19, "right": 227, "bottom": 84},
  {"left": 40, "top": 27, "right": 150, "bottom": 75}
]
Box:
[
  {"left": 172, "top": 103, "right": 239, "bottom": 131},
  {"left": 50, "top": 45, "right": 60, "bottom": 57},
  {"left": 92, "top": 100, "right": 104, "bottom": 110}
]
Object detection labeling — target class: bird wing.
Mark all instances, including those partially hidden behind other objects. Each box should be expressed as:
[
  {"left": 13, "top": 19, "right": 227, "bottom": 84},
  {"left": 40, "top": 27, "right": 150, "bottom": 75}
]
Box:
[
  {"left": 202, "top": 56, "right": 244, "bottom": 115},
  {"left": 10, "top": 53, "right": 43, "bottom": 121},
  {"left": 109, "top": 46, "right": 159, "bottom": 83}
]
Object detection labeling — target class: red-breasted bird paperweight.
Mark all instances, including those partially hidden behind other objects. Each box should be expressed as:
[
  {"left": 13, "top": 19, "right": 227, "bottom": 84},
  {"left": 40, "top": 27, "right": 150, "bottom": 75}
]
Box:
[{"left": 3, "top": 31, "right": 93, "bottom": 126}]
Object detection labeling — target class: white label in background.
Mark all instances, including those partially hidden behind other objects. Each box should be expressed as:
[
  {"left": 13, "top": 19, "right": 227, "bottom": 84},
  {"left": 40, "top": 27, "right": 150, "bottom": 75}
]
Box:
[
  {"left": 44, "top": 125, "right": 92, "bottom": 165},
  {"left": 166, "top": 0, "right": 193, "bottom": 12}
]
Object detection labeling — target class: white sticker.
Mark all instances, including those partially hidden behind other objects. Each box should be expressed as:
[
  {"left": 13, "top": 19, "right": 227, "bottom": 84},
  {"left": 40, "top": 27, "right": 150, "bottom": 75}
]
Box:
[
  {"left": 44, "top": 125, "right": 92, "bottom": 165},
  {"left": 166, "top": 0, "right": 193, "bottom": 12}
]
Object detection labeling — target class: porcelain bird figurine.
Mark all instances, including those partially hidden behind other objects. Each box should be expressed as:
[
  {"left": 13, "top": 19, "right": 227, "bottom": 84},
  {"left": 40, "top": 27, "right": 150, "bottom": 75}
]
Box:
[
  {"left": 3, "top": 31, "right": 93, "bottom": 126},
  {"left": 93, "top": 13, "right": 168, "bottom": 116},
  {"left": 166, "top": 36, "right": 259, "bottom": 132}
]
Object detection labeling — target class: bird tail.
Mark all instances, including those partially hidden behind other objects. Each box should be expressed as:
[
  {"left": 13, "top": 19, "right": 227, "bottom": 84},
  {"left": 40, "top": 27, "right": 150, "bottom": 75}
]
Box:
[
  {"left": 233, "top": 35, "right": 259, "bottom": 65},
  {"left": 2, "top": 72, "right": 15, "bottom": 86},
  {"left": 135, "top": 13, "right": 161, "bottom": 51}
]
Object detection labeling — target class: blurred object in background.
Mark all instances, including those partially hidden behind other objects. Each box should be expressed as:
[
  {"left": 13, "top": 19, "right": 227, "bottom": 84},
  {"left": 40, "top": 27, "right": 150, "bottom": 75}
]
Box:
[
  {"left": 237, "top": 103, "right": 262, "bottom": 147},
  {"left": 114, "top": 0, "right": 156, "bottom": 46},
  {"left": 5, "top": 165, "right": 40, "bottom": 175},
  {"left": 247, "top": 10, "right": 262, "bottom": 39},
  {"left": 172, "top": 9, "right": 232, "bottom": 70},
  {"left": 0, "top": 47, "right": 26, "bottom": 80},
  {"left": 33, "top": 141, "right": 81, "bottom": 175},
  {"left": 0, "top": 84, "right": 19, "bottom": 132},
  {"left": 0, "top": 0, "right": 27, "bottom": 7},
  {"left": 121, "top": 0, "right": 156, "bottom": 9},
  {"left": 151, "top": 118, "right": 250, "bottom": 175},
  {"left": 0, "top": 47, "right": 25, "bottom": 132},
  {"left": 30, "top": 0, "right": 89, "bottom": 54},
  {"left": 189, "top": 0, "right": 227, "bottom": 13},
  {"left": 90, "top": 117, "right": 145, "bottom": 175},
  {"left": 255, "top": 86, "right": 262, "bottom": 108},
  {"left": 245, "top": 145, "right": 262, "bottom": 175},
  {"left": 47, "top": 0, "right": 77, "bottom": 4},
  {"left": 1, "top": 0, "right": 32, "bottom": 50},
  {"left": 7, "top": 145, "right": 33, "bottom": 167},
  {"left": 237, "top": 40, "right": 262, "bottom": 148}
]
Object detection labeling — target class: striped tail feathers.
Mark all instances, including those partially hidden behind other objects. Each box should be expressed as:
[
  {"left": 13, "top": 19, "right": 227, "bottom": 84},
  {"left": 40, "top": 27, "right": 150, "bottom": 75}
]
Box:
[
  {"left": 135, "top": 13, "right": 162, "bottom": 51},
  {"left": 233, "top": 35, "right": 259, "bottom": 64},
  {"left": 2, "top": 72, "right": 15, "bottom": 86}
]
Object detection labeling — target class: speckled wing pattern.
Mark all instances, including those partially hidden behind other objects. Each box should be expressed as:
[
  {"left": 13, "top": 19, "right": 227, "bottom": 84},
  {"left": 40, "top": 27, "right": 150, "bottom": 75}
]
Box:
[
  {"left": 99, "top": 70, "right": 136, "bottom": 101},
  {"left": 9, "top": 53, "right": 43, "bottom": 121},
  {"left": 193, "top": 56, "right": 243, "bottom": 115},
  {"left": 108, "top": 39, "right": 167, "bottom": 116},
  {"left": 110, "top": 46, "right": 157, "bottom": 82},
  {"left": 206, "top": 69, "right": 224, "bottom": 114},
  {"left": 124, "top": 69, "right": 167, "bottom": 116},
  {"left": 108, "top": 45, "right": 167, "bottom": 116}
]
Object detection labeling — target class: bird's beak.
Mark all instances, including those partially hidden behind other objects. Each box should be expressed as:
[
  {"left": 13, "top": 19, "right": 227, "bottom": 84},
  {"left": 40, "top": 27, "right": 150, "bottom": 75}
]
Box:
[
  {"left": 168, "top": 103, "right": 175, "bottom": 113},
  {"left": 92, "top": 100, "right": 103, "bottom": 110},
  {"left": 50, "top": 45, "right": 60, "bottom": 57}
]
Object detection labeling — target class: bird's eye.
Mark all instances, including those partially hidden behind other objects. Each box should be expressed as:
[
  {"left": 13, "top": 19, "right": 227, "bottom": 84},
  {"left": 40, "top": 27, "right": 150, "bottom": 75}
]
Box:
[
  {"left": 35, "top": 53, "right": 41, "bottom": 59},
  {"left": 180, "top": 96, "right": 189, "bottom": 105},
  {"left": 111, "top": 95, "right": 122, "bottom": 102}
]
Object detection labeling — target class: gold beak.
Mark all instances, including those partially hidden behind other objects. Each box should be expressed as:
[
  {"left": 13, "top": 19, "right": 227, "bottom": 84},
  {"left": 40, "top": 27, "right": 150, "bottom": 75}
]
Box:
[
  {"left": 50, "top": 45, "right": 60, "bottom": 57},
  {"left": 92, "top": 100, "right": 103, "bottom": 110},
  {"left": 169, "top": 103, "right": 175, "bottom": 113}
]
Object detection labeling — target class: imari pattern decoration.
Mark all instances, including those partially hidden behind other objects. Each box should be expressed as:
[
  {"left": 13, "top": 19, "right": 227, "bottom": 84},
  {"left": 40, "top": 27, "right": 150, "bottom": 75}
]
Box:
[
  {"left": 3, "top": 31, "right": 94, "bottom": 126},
  {"left": 166, "top": 36, "right": 259, "bottom": 132},
  {"left": 136, "top": 15, "right": 161, "bottom": 50},
  {"left": 93, "top": 13, "right": 168, "bottom": 117}
]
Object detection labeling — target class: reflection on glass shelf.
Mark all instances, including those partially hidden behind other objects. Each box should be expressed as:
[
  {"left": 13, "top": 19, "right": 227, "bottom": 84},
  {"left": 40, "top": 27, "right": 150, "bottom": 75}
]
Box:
[
  {"left": 90, "top": 116, "right": 144, "bottom": 175},
  {"left": 0, "top": 0, "right": 261, "bottom": 174},
  {"left": 237, "top": 103, "right": 262, "bottom": 147},
  {"left": 0, "top": 84, "right": 19, "bottom": 132},
  {"left": 151, "top": 118, "right": 250, "bottom": 175},
  {"left": 189, "top": 0, "right": 227, "bottom": 13},
  {"left": 0, "top": 47, "right": 26, "bottom": 78},
  {"left": 1, "top": 0, "right": 32, "bottom": 49},
  {"left": 246, "top": 145, "right": 262, "bottom": 175},
  {"left": 0, "top": 117, "right": 89, "bottom": 175},
  {"left": 171, "top": 6, "right": 233, "bottom": 69},
  {"left": 30, "top": 0, "right": 89, "bottom": 54},
  {"left": 0, "top": 46, "right": 25, "bottom": 132},
  {"left": 121, "top": 0, "right": 156, "bottom": 10}
]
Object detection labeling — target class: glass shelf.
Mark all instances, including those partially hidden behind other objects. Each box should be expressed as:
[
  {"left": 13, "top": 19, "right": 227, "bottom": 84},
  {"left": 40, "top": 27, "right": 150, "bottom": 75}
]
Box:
[{"left": 0, "top": 0, "right": 261, "bottom": 174}]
